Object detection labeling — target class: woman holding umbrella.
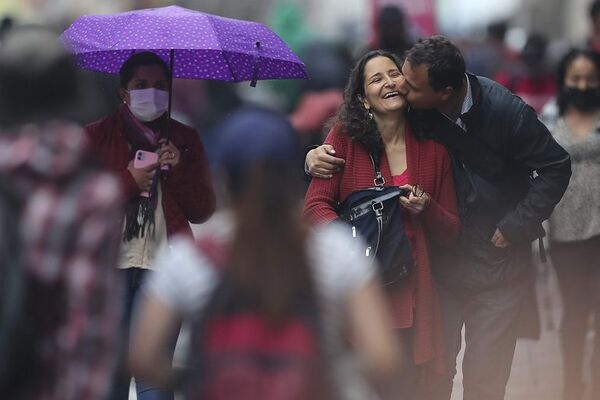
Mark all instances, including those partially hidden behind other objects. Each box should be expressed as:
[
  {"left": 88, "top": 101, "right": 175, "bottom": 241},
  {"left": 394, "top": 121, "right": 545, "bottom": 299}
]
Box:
[{"left": 85, "top": 51, "right": 216, "bottom": 400}]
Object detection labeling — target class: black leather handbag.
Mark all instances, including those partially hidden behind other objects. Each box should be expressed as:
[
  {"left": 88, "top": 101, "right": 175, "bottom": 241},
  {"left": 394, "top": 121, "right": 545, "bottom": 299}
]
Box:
[{"left": 336, "top": 151, "right": 414, "bottom": 286}]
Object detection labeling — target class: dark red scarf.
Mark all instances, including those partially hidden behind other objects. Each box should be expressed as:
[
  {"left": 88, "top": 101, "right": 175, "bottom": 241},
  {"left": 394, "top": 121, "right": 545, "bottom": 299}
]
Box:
[{"left": 119, "top": 104, "right": 166, "bottom": 242}]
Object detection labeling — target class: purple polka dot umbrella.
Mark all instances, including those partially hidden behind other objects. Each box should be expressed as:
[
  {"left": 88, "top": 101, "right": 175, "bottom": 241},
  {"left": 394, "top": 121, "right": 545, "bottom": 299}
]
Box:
[{"left": 61, "top": 5, "right": 307, "bottom": 86}]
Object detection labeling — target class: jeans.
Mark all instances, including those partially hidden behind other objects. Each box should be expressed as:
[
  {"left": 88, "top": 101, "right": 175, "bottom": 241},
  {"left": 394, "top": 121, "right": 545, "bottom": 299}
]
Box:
[{"left": 109, "top": 268, "right": 176, "bottom": 400}]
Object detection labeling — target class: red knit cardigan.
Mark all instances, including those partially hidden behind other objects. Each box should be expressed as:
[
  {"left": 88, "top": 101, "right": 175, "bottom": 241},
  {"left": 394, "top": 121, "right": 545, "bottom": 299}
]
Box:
[
  {"left": 85, "top": 111, "right": 216, "bottom": 240},
  {"left": 304, "top": 122, "right": 460, "bottom": 370}
]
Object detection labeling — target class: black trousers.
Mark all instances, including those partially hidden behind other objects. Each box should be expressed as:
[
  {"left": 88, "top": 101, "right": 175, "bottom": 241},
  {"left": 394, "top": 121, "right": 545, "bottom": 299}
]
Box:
[
  {"left": 428, "top": 278, "right": 528, "bottom": 400},
  {"left": 550, "top": 236, "right": 600, "bottom": 400}
]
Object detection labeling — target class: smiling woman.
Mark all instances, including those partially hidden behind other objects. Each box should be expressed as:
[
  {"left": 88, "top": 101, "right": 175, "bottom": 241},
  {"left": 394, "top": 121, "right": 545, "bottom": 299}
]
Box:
[
  {"left": 303, "top": 49, "right": 461, "bottom": 399},
  {"left": 361, "top": 56, "right": 407, "bottom": 119}
]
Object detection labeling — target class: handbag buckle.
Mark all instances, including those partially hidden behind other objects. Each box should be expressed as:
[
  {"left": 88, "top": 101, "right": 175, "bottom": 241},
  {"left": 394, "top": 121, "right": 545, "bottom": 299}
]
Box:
[
  {"left": 371, "top": 201, "right": 383, "bottom": 216},
  {"left": 373, "top": 172, "right": 385, "bottom": 186}
]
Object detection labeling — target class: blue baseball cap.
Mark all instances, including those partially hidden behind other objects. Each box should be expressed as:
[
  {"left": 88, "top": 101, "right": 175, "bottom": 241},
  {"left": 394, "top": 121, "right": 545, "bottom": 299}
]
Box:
[{"left": 214, "top": 106, "right": 300, "bottom": 184}]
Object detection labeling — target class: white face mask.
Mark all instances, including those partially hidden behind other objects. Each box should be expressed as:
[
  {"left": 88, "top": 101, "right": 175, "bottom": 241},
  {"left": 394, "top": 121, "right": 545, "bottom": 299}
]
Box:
[{"left": 127, "top": 88, "right": 169, "bottom": 122}]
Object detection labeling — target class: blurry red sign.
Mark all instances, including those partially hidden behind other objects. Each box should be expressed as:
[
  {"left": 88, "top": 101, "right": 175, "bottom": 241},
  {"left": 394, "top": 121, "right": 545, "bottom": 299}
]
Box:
[{"left": 371, "top": 0, "right": 438, "bottom": 37}]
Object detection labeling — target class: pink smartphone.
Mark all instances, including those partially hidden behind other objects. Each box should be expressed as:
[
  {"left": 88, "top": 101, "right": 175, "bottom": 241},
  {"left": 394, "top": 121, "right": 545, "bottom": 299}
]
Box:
[{"left": 134, "top": 150, "right": 158, "bottom": 197}]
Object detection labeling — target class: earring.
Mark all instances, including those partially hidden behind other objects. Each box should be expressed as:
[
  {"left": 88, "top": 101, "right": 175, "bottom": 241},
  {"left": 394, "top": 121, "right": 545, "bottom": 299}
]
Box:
[{"left": 367, "top": 109, "right": 373, "bottom": 120}]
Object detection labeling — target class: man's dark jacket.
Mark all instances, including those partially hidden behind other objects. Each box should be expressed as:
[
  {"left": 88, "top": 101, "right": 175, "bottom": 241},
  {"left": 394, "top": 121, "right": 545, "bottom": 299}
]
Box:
[{"left": 409, "top": 73, "right": 571, "bottom": 292}]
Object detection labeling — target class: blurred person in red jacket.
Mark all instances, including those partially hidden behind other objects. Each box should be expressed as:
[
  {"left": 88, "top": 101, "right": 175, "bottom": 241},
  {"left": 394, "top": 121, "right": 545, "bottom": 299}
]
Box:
[
  {"left": 0, "top": 25, "right": 123, "bottom": 400},
  {"left": 494, "top": 33, "right": 556, "bottom": 113},
  {"left": 290, "top": 42, "right": 352, "bottom": 148},
  {"left": 85, "top": 51, "right": 216, "bottom": 400}
]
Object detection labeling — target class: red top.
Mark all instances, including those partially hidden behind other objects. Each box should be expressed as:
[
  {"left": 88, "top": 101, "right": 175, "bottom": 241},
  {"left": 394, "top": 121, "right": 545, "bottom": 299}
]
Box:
[
  {"left": 389, "top": 171, "right": 418, "bottom": 330},
  {"left": 85, "top": 111, "right": 216, "bottom": 240},
  {"left": 304, "top": 122, "right": 460, "bottom": 372},
  {"left": 289, "top": 89, "right": 344, "bottom": 135},
  {"left": 494, "top": 70, "right": 556, "bottom": 113}
]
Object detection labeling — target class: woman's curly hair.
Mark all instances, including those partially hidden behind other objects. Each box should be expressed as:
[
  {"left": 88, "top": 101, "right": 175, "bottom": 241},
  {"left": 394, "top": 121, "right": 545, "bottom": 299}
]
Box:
[{"left": 337, "top": 49, "right": 404, "bottom": 155}]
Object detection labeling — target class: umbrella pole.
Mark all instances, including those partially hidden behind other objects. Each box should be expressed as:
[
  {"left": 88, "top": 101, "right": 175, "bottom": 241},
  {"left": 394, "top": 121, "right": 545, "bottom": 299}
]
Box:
[{"left": 166, "top": 48, "right": 174, "bottom": 141}]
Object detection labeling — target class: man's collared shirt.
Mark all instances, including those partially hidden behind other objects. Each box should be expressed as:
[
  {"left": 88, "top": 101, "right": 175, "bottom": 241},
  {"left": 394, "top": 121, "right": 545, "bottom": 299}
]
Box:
[{"left": 455, "top": 73, "right": 473, "bottom": 131}]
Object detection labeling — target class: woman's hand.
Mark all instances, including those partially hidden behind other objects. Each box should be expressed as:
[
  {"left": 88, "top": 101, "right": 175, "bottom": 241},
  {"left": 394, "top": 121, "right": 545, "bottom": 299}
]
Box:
[
  {"left": 398, "top": 184, "right": 430, "bottom": 215},
  {"left": 158, "top": 138, "right": 181, "bottom": 169},
  {"left": 306, "top": 144, "right": 345, "bottom": 178},
  {"left": 128, "top": 160, "right": 158, "bottom": 192}
]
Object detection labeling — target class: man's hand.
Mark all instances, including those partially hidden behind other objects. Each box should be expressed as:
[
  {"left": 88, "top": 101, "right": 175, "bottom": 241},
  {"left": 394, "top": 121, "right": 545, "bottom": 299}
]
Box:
[
  {"left": 306, "top": 144, "right": 345, "bottom": 179},
  {"left": 491, "top": 228, "right": 510, "bottom": 248}
]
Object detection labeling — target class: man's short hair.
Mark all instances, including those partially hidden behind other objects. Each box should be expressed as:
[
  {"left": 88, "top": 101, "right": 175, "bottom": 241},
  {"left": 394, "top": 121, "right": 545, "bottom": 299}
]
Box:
[{"left": 405, "top": 35, "right": 465, "bottom": 92}]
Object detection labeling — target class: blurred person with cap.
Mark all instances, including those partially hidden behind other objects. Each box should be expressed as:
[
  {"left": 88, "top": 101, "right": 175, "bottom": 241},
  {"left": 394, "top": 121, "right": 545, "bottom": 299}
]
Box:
[
  {"left": 0, "top": 25, "right": 123, "bottom": 400},
  {"left": 129, "top": 106, "right": 404, "bottom": 400}
]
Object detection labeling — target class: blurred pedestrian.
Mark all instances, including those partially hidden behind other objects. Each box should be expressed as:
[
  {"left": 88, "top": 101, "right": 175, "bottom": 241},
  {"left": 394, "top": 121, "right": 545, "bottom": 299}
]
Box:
[
  {"left": 290, "top": 42, "right": 351, "bottom": 148},
  {"left": 371, "top": 5, "right": 413, "bottom": 60},
  {"left": 85, "top": 51, "right": 216, "bottom": 400},
  {"left": 546, "top": 48, "right": 600, "bottom": 400},
  {"left": 304, "top": 49, "right": 460, "bottom": 399},
  {"left": 588, "top": 1, "right": 600, "bottom": 53},
  {"left": 0, "top": 25, "right": 123, "bottom": 400},
  {"left": 495, "top": 33, "right": 556, "bottom": 113},
  {"left": 129, "top": 107, "right": 403, "bottom": 400},
  {"left": 463, "top": 20, "right": 516, "bottom": 78},
  {"left": 306, "top": 36, "right": 571, "bottom": 400}
]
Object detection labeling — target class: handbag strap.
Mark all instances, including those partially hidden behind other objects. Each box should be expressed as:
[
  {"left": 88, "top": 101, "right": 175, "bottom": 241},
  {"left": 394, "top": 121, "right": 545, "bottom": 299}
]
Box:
[{"left": 368, "top": 150, "right": 385, "bottom": 187}]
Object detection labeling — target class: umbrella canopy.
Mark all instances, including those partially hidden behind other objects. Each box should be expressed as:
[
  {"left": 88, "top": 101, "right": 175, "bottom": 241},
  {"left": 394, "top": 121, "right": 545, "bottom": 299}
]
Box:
[{"left": 60, "top": 5, "right": 307, "bottom": 84}]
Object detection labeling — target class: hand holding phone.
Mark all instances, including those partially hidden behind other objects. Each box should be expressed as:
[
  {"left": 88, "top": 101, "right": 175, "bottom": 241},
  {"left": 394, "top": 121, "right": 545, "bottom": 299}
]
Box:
[{"left": 132, "top": 150, "right": 159, "bottom": 197}]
